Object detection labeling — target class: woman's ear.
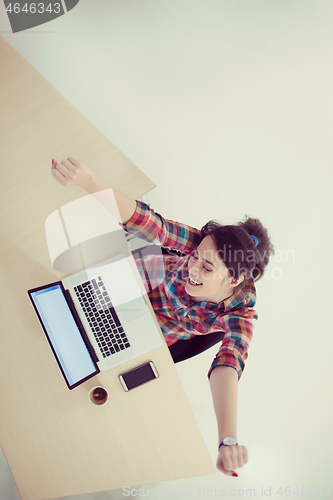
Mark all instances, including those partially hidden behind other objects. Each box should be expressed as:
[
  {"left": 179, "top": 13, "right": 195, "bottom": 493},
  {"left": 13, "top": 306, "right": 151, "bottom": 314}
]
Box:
[{"left": 230, "top": 275, "right": 245, "bottom": 287}]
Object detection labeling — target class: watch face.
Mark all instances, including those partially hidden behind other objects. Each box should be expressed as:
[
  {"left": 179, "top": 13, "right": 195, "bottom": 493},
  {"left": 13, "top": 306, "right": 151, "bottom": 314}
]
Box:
[{"left": 223, "top": 437, "right": 237, "bottom": 446}]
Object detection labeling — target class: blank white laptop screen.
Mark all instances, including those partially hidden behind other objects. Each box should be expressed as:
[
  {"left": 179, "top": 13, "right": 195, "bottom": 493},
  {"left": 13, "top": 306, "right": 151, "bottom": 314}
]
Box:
[{"left": 29, "top": 284, "right": 99, "bottom": 389}]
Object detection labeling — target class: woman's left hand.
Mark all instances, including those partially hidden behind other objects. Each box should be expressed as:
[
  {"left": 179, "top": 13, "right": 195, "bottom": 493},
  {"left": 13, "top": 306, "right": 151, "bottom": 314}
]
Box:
[{"left": 216, "top": 444, "right": 248, "bottom": 476}]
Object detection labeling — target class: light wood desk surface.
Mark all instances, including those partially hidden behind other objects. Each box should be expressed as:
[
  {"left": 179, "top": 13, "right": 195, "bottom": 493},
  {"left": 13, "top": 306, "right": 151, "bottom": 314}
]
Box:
[{"left": 0, "top": 37, "right": 215, "bottom": 500}]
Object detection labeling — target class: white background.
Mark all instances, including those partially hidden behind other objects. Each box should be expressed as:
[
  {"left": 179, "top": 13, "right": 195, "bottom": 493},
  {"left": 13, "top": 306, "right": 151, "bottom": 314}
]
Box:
[{"left": 1, "top": 1, "right": 333, "bottom": 499}]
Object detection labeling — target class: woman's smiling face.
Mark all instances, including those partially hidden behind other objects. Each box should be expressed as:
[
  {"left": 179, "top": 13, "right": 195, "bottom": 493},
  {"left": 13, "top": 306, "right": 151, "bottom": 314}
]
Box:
[{"left": 185, "top": 236, "right": 243, "bottom": 303}]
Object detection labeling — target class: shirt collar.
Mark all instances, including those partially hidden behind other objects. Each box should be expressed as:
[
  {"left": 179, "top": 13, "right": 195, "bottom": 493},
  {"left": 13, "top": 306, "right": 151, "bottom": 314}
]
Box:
[{"left": 223, "top": 277, "right": 256, "bottom": 310}]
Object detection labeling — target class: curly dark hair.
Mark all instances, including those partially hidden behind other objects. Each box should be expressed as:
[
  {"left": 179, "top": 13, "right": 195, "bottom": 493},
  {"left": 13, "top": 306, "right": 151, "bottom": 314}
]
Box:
[{"left": 200, "top": 216, "right": 275, "bottom": 282}]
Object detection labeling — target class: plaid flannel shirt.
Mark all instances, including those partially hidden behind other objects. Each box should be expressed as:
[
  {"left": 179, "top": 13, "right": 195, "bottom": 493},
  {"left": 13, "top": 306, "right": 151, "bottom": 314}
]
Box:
[{"left": 119, "top": 200, "right": 258, "bottom": 380}]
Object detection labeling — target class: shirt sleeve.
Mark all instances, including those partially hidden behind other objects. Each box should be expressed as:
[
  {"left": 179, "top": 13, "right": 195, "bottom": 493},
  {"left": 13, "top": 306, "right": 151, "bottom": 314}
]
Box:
[
  {"left": 207, "top": 314, "right": 255, "bottom": 381},
  {"left": 119, "top": 200, "right": 202, "bottom": 254}
]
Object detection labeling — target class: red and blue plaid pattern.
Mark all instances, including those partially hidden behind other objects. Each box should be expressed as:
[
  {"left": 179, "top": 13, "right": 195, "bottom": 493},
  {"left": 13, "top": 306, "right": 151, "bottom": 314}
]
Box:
[{"left": 120, "top": 201, "right": 258, "bottom": 380}]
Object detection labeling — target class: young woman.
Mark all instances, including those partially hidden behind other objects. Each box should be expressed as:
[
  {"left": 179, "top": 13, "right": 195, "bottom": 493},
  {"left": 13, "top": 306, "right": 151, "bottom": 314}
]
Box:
[{"left": 51, "top": 156, "right": 274, "bottom": 478}]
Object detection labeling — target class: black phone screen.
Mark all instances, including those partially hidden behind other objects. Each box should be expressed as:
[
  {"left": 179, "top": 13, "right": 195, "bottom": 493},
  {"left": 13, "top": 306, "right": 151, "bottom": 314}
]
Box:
[{"left": 120, "top": 362, "right": 158, "bottom": 391}]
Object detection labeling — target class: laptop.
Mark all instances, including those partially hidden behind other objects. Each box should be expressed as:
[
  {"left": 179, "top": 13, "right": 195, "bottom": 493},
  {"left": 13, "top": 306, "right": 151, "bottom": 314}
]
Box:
[{"left": 27, "top": 254, "right": 163, "bottom": 390}]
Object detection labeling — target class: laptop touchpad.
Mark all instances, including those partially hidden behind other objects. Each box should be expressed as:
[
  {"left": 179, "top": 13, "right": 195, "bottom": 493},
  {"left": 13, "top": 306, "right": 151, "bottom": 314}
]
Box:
[{"left": 116, "top": 298, "right": 146, "bottom": 322}]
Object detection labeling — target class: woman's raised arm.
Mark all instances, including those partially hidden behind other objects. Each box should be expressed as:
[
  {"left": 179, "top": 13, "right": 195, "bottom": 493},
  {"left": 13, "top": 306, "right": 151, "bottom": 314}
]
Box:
[
  {"left": 210, "top": 365, "right": 248, "bottom": 476},
  {"left": 51, "top": 157, "right": 136, "bottom": 224}
]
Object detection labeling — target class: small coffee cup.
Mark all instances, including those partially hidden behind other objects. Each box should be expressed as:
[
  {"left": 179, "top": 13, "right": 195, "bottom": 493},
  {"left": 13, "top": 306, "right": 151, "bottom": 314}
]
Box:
[{"left": 88, "top": 386, "right": 109, "bottom": 406}]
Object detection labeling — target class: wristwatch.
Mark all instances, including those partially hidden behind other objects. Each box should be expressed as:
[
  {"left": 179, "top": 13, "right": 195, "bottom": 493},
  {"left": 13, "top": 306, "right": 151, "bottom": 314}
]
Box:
[{"left": 218, "top": 436, "right": 238, "bottom": 450}]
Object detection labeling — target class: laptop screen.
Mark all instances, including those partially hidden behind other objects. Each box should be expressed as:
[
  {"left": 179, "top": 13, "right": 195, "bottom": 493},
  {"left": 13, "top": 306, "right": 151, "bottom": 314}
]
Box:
[{"left": 28, "top": 283, "right": 99, "bottom": 389}]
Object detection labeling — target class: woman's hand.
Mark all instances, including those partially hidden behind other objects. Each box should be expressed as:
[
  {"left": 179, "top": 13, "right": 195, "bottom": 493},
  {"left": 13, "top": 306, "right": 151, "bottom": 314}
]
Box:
[
  {"left": 51, "top": 157, "right": 94, "bottom": 190},
  {"left": 216, "top": 444, "right": 248, "bottom": 477}
]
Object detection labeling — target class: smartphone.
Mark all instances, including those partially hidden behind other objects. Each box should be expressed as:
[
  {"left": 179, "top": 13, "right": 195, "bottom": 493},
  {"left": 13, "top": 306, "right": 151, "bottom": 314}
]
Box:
[{"left": 119, "top": 361, "right": 158, "bottom": 391}]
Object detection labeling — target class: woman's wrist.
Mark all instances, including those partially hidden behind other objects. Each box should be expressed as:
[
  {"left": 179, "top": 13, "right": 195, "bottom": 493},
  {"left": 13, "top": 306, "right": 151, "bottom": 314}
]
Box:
[
  {"left": 81, "top": 173, "right": 109, "bottom": 193},
  {"left": 218, "top": 437, "right": 238, "bottom": 450}
]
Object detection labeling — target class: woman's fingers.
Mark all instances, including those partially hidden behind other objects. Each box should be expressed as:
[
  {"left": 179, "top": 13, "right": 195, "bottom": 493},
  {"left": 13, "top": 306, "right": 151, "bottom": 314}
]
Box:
[
  {"left": 66, "top": 156, "right": 80, "bottom": 166},
  {"left": 50, "top": 157, "right": 93, "bottom": 189},
  {"left": 216, "top": 445, "right": 248, "bottom": 476},
  {"left": 51, "top": 158, "right": 73, "bottom": 185},
  {"left": 51, "top": 165, "right": 67, "bottom": 185},
  {"left": 59, "top": 158, "right": 74, "bottom": 172},
  {"left": 55, "top": 161, "right": 71, "bottom": 180},
  {"left": 243, "top": 446, "right": 249, "bottom": 465}
]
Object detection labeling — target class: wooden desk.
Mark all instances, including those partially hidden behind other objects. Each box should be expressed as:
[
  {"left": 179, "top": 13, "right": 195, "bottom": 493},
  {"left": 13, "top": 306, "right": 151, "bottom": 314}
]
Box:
[{"left": 0, "top": 37, "right": 215, "bottom": 500}]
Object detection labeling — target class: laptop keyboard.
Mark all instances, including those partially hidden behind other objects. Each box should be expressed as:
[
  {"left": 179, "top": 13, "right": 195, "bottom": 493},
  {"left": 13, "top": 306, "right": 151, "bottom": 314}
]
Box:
[{"left": 74, "top": 276, "right": 131, "bottom": 358}]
